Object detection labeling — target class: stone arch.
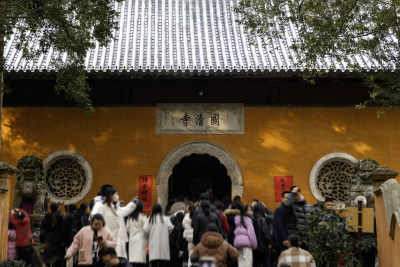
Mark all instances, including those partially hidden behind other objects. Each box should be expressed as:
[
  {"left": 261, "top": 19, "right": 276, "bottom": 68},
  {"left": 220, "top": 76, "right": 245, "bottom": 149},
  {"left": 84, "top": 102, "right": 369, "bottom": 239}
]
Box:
[
  {"left": 309, "top": 152, "right": 357, "bottom": 201},
  {"left": 157, "top": 141, "right": 243, "bottom": 209}
]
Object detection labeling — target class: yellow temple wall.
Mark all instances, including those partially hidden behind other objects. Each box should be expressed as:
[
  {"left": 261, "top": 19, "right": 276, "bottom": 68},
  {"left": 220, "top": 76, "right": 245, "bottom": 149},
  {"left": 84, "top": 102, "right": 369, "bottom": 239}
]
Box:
[{"left": 1, "top": 106, "right": 400, "bottom": 210}]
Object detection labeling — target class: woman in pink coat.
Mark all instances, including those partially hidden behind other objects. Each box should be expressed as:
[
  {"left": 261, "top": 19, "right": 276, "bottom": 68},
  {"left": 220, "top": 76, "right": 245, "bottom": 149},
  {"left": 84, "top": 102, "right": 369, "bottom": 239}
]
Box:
[
  {"left": 65, "top": 214, "right": 117, "bottom": 267},
  {"left": 233, "top": 205, "right": 257, "bottom": 267}
]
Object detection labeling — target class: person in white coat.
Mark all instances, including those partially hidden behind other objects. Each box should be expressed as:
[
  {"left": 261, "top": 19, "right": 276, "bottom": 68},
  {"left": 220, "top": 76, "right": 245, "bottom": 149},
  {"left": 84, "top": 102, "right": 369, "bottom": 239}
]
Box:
[
  {"left": 143, "top": 204, "right": 174, "bottom": 267},
  {"left": 91, "top": 187, "right": 137, "bottom": 259},
  {"left": 126, "top": 201, "right": 148, "bottom": 267},
  {"left": 183, "top": 203, "right": 195, "bottom": 267}
]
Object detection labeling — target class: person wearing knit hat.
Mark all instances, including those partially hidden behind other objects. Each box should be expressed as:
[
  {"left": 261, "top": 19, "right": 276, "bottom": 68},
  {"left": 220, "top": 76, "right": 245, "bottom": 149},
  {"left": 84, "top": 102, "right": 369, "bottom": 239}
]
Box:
[
  {"left": 91, "top": 186, "right": 138, "bottom": 259},
  {"left": 191, "top": 223, "right": 239, "bottom": 267}
]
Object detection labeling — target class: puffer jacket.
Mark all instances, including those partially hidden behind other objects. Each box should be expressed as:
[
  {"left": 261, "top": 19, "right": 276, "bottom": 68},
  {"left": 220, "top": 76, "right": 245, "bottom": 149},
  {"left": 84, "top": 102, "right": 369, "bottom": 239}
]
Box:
[
  {"left": 191, "top": 232, "right": 239, "bottom": 267},
  {"left": 286, "top": 193, "right": 312, "bottom": 232},
  {"left": 233, "top": 216, "right": 257, "bottom": 249}
]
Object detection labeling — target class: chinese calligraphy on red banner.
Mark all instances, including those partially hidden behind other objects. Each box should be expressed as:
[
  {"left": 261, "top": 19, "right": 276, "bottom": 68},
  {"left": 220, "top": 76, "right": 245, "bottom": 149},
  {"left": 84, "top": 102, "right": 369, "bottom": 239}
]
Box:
[
  {"left": 274, "top": 176, "right": 293, "bottom": 202},
  {"left": 139, "top": 175, "right": 152, "bottom": 211}
]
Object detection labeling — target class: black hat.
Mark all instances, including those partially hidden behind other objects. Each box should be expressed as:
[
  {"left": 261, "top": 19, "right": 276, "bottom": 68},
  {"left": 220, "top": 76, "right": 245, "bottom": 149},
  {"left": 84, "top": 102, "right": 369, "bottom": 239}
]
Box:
[
  {"left": 206, "top": 223, "right": 218, "bottom": 232},
  {"left": 105, "top": 187, "right": 117, "bottom": 196}
]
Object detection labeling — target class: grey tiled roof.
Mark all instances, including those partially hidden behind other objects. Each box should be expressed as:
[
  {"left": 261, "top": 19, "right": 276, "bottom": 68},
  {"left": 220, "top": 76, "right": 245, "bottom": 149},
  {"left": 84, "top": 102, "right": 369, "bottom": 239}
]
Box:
[{"left": 4, "top": 0, "right": 376, "bottom": 75}]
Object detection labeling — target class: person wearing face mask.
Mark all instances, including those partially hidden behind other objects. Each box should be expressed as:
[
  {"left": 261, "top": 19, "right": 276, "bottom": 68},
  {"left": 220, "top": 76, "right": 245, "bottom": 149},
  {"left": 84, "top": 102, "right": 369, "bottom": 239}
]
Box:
[{"left": 91, "top": 187, "right": 137, "bottom": 259}]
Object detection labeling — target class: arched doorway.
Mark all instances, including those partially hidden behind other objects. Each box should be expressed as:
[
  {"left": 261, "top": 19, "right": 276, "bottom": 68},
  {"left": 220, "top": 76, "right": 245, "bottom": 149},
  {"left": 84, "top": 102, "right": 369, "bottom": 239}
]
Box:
[
  {"left": 157, "top": 141, "right": 243, "bottom": 209},
  {"left": 168, "top": 153, "right": 232, "bottom": 202}
]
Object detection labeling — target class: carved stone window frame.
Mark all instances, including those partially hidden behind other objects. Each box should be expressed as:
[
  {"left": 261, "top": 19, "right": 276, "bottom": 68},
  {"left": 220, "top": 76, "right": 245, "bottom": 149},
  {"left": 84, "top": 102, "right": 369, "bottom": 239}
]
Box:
[
  {"left": 309, "top": 152, "right": 357, "bottom": 202},
  {"left": 157, "top": 141, "right": 243, "bottom": 210},
  {"left": 43, "top": 150, "right": 93, "bottom": 204}
]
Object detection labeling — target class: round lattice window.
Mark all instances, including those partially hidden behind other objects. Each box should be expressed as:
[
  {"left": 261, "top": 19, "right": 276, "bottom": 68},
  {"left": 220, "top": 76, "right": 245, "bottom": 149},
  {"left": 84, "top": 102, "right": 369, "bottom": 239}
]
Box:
[
  {"left": 310, "top": 152, "right": 357, "bottom": 203},
  {"left": 44, "top": 151, "right": 92, "bottom": 204},
  {"left": 316, "top": 161, "right": 353, "bottom": 202}
]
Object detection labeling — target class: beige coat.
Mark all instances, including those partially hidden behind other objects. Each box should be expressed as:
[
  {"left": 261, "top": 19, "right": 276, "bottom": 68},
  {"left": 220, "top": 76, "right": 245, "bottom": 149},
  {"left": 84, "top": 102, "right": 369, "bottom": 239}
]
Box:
[
  {"left": 143, "top": 214, "right": 174, "bottom": 261},
  {"left": 126, "top": 213, "right": 148, "bottom": 263}
]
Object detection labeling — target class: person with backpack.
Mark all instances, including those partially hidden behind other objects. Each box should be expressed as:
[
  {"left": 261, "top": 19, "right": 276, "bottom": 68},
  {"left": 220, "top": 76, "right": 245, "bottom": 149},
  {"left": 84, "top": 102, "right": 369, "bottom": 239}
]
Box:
[{"left": 193, "top": 201, "right": 223, "bottom": 245}]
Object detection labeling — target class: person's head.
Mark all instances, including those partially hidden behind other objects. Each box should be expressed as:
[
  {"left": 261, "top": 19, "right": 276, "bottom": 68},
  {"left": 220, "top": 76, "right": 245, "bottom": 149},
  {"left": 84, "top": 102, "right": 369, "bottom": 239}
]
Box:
[
  {"left": 186, "top": 203, "right": 196, "bottom": 219},
  {"left": 251, "top": 199, "right": 259, "bottom": 208},
  {"left": 324, "top": 198, "right": 335, "bottom": 210},
  {"left": 68, "top": 204, "right": 77, "bottom": 213},
  {"left": 149, "top": 203, "right": 164, "bottom": 223},
  {"left": 230, "top": 201, "right": 242, "bottom": 211},
  {"left": 288, "top": 234, "right": 300, "bottom": 248},
  {"left": 200, "top": 200, "right": 211, "bottom": 216},
  {"left": 214, "top": 200, "right": 223, "bottom": 211},
  {"left": 242, "top": 204, "right": 253, "bottom": 217},
  {"left": 91, "top": 213, "right": 105, "bottom": 231},
  {"left": 233, "top": 195, "right": 242, "bottom": 204},
  {"left": 50, "top": 203, "right": 59, "bottom": 213},
  {"left": 102, "top": 247, "right": 119, "bottom": 267},
  {"left": 104, "top": 187, "right": 118, "bottom": 206},
  {"left": 253, "top": 203, "right": 265, "bottom": 216},
  {"left": 199, "top": 193, "right": 210, "bottom": 202},
  {"left": 174, "top": 212, "right": 184, "bottom": 225},
  {"left": 128, "top": 200, "right": 144, "bottom": 220},
  {"left": 281, "top": 191, "right": 290, "bottom": 204},
  {"left": 78, "top": 203, "right": 90, "bottom": 215},
  {"left": 100, "top": 184, "right": 113, "bottom": 196},
  {"left": 206, "top": 223, "right": 219, "bottom": 233},
  {"left": 290, "top": 186, "right": 302, "bottom": 202}
]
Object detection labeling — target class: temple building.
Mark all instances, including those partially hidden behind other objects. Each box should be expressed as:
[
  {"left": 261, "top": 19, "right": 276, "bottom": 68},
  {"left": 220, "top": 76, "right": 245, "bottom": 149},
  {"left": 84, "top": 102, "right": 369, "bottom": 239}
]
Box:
[{"left": 2, "top": 0, "right": 400, "bottom": 211}]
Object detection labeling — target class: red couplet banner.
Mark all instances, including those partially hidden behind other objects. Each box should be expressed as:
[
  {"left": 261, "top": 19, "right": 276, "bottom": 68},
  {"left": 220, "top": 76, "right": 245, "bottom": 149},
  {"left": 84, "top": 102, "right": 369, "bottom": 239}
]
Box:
[
  {"left": 274, "top": 176, "right": 293, "bottom": 202},
  {"left": 138, "top": 175, "right": 152, "bottom": 211}
]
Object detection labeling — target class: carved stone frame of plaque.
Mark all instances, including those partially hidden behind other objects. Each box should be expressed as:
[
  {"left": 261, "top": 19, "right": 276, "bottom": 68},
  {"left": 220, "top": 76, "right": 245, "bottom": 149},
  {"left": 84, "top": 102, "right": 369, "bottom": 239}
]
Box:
[{"left": 156, "top": 103, "right": 244, "bottom": 134}]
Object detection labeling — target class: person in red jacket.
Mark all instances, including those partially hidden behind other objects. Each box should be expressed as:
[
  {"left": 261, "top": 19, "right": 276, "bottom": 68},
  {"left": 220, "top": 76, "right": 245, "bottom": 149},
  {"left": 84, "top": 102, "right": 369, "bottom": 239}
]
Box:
[{"left": 9, "top": 208, "right": 35, "bottom": 267}]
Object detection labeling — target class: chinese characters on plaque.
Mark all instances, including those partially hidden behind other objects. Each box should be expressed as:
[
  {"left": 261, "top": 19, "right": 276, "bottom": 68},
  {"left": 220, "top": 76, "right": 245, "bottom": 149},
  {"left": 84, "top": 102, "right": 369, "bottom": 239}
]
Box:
[
  {"left": 156, "top": 103, "right": 244, "bottom": 134},
  {"left": 138, "top": 175, "right": 152, "bottom": 211},
  {"left": 274, "top": 176, "right": 293, "bottom": 202}
]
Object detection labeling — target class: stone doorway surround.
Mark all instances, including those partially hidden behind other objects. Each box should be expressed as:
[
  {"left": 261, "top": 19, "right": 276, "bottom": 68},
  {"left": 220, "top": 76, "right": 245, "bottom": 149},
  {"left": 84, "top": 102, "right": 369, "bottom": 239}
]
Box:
[{"left": 157, "top": 141, "right": 243, "bottom": 210}]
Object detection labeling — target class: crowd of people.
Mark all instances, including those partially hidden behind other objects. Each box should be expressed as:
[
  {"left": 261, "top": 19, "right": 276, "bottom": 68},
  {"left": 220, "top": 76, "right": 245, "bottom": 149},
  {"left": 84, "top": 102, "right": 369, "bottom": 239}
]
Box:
[{"left": 8, "top": 184, "right": 326, "bottom": 267}]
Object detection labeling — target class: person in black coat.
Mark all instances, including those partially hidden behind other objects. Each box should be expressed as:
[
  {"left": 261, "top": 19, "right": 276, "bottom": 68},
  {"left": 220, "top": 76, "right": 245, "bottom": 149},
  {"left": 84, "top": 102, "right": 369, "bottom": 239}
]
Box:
[
  {"left": 252, "top": 203, "right": 272, "bottom": 267},
  {"left": 273, "top": 192, "right": 296, "bottom": 257},
  {"left": 191, "top": 193, "right": 221, "bottom": 228},
  {"left": 193, "top": 201, "right": 222, "bottom": 245},
  {"left": 40, "top": 203, "right": 65, "bottom": 267},
  {"left": 72, "top": 203, "right": 90, "bottom": 237},
  {"left": 63, "top": 204, "right": 77, "bottom": 248},
  {"left": 169, "top": 212, "right": 185, "bottom": 267}
]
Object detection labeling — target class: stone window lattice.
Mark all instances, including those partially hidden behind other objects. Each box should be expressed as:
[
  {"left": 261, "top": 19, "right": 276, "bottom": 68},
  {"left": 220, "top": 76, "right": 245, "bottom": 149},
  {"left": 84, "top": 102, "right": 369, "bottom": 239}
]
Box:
[
  {"left": 316, "top": 160, "right": 353, "bottom": 202},
  {"left": 46, "top": 158, "right": 87, "bottom": 200}
]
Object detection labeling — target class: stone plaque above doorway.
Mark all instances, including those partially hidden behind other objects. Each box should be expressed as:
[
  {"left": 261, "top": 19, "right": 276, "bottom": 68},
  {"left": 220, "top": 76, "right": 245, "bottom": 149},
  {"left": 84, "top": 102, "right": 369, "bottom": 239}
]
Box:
[{"left": 156, "top": 103, "right": 244, "bottom": 134}]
